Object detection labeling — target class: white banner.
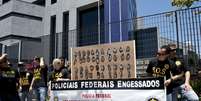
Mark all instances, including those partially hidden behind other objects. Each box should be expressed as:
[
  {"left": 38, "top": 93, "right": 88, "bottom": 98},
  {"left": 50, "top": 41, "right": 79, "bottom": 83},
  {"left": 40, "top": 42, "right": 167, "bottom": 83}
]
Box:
[{"left": 50, "top": 78, "right": 166, "bottom": 101}]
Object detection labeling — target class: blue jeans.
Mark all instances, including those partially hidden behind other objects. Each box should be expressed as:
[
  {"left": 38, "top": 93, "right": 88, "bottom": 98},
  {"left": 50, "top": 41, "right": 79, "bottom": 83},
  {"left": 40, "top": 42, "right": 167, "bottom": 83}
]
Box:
[
  {"left": 172, "top": 84, "right": 199, "bottom": 101},
  {"left": 32, "top": 87, "right": 47, "bottom": 101},
  {"left": 19, "top": 90, "right": 31, "bottom": 101},
  {"left": 167, "top": 93, "right": 172, "bottom": 101}
]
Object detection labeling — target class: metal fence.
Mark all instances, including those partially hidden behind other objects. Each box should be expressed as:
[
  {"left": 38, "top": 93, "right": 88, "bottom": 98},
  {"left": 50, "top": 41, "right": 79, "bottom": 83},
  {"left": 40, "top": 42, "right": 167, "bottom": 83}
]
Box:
[
  {"left": 70, "top": 6, "right": 201, "bottom": 71},
  {"left": 133, "top": 7, "right": 201, "bottom": 95},
  {"left": 135, "top": 6, "right": 201, "bottom": 72},
  {"left": 52, "top": 6, "right": 201, "bottom": 95}
]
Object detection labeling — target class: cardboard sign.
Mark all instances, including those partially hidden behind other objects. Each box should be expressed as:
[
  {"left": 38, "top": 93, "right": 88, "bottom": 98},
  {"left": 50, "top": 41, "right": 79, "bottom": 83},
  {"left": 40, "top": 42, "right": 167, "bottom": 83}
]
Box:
[{"left": 71, "top": 41, "right": 136, "bottom": 80}]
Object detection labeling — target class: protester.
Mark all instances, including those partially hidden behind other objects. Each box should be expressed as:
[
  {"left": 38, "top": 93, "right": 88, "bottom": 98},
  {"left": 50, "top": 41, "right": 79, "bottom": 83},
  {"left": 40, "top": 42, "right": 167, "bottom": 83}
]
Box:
[
  {"left": 168, "top": 44, "right": 199, "bottom": 101},
  {"left": 48, "top": 58, "right": 68, "bottom": 81},
  {"left": 47, "top": 58, "right": 69, "bottom": 99},
  {"left": 146, "top": 46, "right": 182, "bottom": 101},
  {"left": 59, "top": 57, "right": 71, "bottom": 79},
  {"left": 0, "top": 54, "right": 20, "bottom": 101},
  {"left": 18, "top": 62, "right": 33, "bottom": 101},
  {"left": 29, "top": 56, "right": 47, "bottom": 101}
]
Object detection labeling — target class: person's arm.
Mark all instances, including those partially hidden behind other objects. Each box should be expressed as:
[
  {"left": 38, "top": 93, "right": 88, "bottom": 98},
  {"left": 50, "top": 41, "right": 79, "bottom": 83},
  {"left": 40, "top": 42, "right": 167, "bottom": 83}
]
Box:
[
  {"left": 164, "top": 72, "right": 184, "bottom": 87},
  {"left": 171, "top": 71, "right": 184, "bottom": 81},
  {"left": 16, "top": 70, "right": 20, "bottom": 92},
  {"left": 18, "top": 78, "right": 22, "bottom": 92},
  {"left": 40, "top": 57, "right": 45, "bottom": 68},
  {"left": 184, "top": 71, "right": 192, "bottom": 91},
  {"left": 198, "top": 71, "right": 201, "bottom": 76},
  {"left": 0, "top": 54, "right": 7, "bottom": 62},
  {"left": 47, "top": 81, "right": 51, "bottom": 98},
  {"left": 145, "top": 61, "right": 153, "bottom": 77},
  {"left": 29, "top": 77, "right": 35, "bottom": 92}
]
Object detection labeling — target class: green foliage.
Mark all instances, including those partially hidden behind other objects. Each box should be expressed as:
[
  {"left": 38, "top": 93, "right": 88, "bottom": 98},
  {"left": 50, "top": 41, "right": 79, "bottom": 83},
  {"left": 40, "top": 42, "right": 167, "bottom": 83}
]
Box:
[
  {"left": 172, "top": 0, "right": 199, "bottom": 8},
  {"left": 191, "top": 79, "right": 201, "bottom": 97}
]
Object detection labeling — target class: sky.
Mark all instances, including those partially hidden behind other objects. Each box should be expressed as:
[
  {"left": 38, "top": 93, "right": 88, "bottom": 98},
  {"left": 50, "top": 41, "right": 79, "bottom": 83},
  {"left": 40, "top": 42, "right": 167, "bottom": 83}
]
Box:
[
  {"left": 136, "top": 0, "right": 201, "bottom": 17},
  {"left": 20, "top": 0, "right": 36, "bottom": 3}
]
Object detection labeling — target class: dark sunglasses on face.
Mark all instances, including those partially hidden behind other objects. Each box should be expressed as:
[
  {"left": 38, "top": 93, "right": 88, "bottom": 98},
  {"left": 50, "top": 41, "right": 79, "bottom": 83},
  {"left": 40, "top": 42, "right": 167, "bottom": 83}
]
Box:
[
  {"left": 157, "top": 53, "right": 167, "bottom": 56},
  {"left": 170, "top": 49, "right": 176, "bottom": 51}
]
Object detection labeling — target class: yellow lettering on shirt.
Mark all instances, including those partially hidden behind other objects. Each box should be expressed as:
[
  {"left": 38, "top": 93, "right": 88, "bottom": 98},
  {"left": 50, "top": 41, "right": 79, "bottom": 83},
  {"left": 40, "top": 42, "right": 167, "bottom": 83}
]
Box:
[
  {"left": 55, "top": 73, "right": 63, "bottom": 79},
  {"left": 20, "top": 76, "right": 29, "bottom": 86},
  {"left": 34, "top": 68, "right": 41, "bottom": 80},
  {"left": 2, "top": 70, "right": 15, "bottom": 78},
  {"left": 152, "top": 64, "right": 169, "bottom": 77}
]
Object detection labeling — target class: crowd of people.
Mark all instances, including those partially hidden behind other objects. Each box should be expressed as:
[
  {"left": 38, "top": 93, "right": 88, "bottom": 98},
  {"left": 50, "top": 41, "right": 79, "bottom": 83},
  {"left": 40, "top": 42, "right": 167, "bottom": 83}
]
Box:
[
  {"left": 0, "top": 55, "right": 70, "bottom": 101},
  {"left": 0, "top": 43, "right": 200, "bottom": 101}
]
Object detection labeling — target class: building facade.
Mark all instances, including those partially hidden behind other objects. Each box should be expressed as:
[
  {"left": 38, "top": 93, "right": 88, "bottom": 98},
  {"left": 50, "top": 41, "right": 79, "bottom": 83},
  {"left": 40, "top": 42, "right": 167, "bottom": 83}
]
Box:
[
  {"left": 44, "top": 0, "right": 137, "bottom": 63},
  {"left": 0, "top": 0, "right": 44, "bottom": 63}
]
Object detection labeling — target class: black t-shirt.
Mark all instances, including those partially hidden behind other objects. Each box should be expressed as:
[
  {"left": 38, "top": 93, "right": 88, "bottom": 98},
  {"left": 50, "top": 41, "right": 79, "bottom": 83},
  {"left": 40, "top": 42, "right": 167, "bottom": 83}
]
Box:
[
  {"left": 146, "top": 59, "right": 176, "bottom": 78},
  {"left": 19, "top": 71, "right": 32, "bottom": 91},
  {"left": 48, "top": 67, "right": 68, "bottom": 81},
  {"left": 146, "top": 58, "right": 176, "bottom": 94},
  {"left": 170, "top": 57, "right": 190, "bottom": 88},
  {"left": 32, "top": 66, "right": 47, "bottom": 88},
  {"left": 0, "top": 67, "right": 20, "bottom": 95}
]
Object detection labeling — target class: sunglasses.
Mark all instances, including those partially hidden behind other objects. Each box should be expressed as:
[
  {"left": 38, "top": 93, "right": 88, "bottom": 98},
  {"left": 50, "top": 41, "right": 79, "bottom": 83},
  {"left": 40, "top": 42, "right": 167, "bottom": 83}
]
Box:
[
  {"left": 170, "top": 49, "right": 176, "bottom": 51},
  {"left": 157, "top": 53, "right": 167, "bottom": 56}
]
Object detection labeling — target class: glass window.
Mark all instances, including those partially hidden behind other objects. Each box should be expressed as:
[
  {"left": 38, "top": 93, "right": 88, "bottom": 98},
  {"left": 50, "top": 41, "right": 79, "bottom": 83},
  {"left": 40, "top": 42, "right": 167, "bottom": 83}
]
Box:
[
  {"left": 51, "top": 0, "right": 57, "bottom": 4},
  {"left": 2, "top": 0, "right": 10, "bottom": 4},
  {"left": 78, "top": 6, "right": 104, "bottom": 46},
  {"left": 62, "top": 12, "right": 69, "bottom": 60}
]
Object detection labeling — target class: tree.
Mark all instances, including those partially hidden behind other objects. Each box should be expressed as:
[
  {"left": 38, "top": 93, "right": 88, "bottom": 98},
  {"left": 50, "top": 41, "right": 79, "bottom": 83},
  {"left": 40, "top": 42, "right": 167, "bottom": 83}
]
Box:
[{"left": 172, "top": 0, "right": 200, "bottom": 8}]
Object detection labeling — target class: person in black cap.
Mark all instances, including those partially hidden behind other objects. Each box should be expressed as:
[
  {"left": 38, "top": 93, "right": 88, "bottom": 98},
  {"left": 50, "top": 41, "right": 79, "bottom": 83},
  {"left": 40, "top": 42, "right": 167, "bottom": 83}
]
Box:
[
  {"left": 0, "top": 54, "right": 20, "bottom": 101},
  {"left": 168, "top": 44, "right": 199, "bottom": 101}
]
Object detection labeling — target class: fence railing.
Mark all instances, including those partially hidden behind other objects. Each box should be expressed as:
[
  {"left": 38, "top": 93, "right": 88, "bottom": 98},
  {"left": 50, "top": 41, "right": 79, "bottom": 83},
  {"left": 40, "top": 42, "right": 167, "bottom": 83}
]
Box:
[{"left": 50, "top": 6, "right": 201, "bottom": 95}]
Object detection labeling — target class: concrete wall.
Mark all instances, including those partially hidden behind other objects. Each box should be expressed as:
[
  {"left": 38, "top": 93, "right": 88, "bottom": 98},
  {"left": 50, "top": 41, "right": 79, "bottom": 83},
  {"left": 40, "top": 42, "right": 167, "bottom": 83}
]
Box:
[
  {"left": 0, "top": 0, "right": 44, "bottom": 37},
  {"left": 0, "top": 0, "right": 44, "bottom": 63},
  {"left": 0, "top": 16, "right": 43, "bottom": 37},
  {"left": 0, "top": 17, "right": 12, "bottom": 37},
  {"left": 0, "top": 0, "right": 44, "bottom": 18},
  {"left": 0, "top": 1, "right": 13, "bottom": 16},
  {"left": 11, "top": 16, "right": 43, "bottom": 37}
]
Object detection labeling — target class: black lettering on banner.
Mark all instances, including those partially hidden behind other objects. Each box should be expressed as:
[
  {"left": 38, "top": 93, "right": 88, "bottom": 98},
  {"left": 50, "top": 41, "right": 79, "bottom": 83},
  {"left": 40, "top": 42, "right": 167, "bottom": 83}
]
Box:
[{"left": 51, "top": 78, "right": 164, "bottom": 90}]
